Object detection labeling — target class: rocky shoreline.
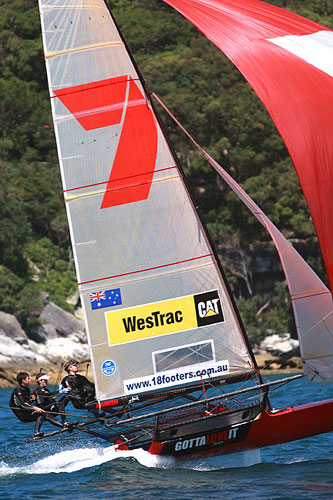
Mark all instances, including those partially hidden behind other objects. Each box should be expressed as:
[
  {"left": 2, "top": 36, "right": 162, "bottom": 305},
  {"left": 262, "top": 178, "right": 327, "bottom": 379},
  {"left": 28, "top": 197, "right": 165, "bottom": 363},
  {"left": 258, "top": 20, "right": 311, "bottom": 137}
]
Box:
[
  {"left": 0, "top": 362, "right": 95, "bottom": 389},
  {"left": 0, "top": 354, "right": 302, "bottom": 389},
  {"left": 0, "top": 299, "right": 91, "bottom": 388},
  {"left": 0, "top": 300, "right": 302, "bottom": 389}
]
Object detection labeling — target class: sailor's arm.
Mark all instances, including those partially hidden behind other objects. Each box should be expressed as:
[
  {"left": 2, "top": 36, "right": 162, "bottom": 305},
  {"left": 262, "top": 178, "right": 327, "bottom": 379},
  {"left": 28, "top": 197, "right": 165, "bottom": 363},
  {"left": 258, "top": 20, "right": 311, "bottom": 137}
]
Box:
[{"left": 13, "top": 389, "right": 44, "bottom": 413}]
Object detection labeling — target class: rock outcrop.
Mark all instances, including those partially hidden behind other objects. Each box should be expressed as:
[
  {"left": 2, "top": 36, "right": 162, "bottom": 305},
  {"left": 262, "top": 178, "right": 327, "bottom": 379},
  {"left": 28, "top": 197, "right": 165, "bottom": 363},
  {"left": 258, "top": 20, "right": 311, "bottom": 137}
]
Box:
[
  {"left": 0, "top": 302, "right": 90, "bottom": 387},
  {"left": 256, "top": 333, "right": 301, "bottom": 371},
  {"left": 0, "top": 311, "right": 28, "bottom": 344}
]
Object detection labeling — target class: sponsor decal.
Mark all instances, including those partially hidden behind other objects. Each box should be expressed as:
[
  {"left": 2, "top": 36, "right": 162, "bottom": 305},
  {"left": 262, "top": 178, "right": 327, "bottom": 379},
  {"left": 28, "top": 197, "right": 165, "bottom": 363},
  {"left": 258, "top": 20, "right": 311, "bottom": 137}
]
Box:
[
  {"left": 174, "top": 427, "right": 239, "bottom": 452},
  {"left": 105, "top": 290, "right": 224, "bottom": 346},
  {"left": 128, "top": 395, "right": 140, "bottom": 403},
  {"left": 194, "top": 290, "right": 224, "bottom": 327},
  {"left": 267, "top": 32, "right": 333, "bottom": 78},
  {"left": 101, "top": 360, "right": 116, "bottom": 376},
  {"left": 123, "top": 360, "right": 229, "bottom": 395},
  {"left": 90, "top": 288, "right": 122, "bottom": 310},
  {"left": 162, "top": 423, "right": 253, "bottom": 455}
]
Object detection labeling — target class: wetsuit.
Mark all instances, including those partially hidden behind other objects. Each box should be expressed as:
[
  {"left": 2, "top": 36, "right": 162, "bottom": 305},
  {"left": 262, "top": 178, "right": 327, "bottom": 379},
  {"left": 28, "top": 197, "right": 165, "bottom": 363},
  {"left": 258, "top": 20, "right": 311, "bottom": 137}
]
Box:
[
  {"left": 35, "top": 385, "right": 66, "bottom": 425},
  {"left": 58, "top": 374, "right": 96, "bottom": 414},
  {"left": 10, "top": 384, "right": 63, "bottom": 435},
  {"left": 9, "top": 385, "right": 38, "bottom": 423}
]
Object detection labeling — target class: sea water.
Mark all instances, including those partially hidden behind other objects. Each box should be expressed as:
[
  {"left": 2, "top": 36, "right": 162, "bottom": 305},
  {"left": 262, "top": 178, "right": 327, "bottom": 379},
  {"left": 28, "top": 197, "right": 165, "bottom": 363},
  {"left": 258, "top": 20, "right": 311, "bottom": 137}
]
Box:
[{"left": 0, "top": 375, "right": 332, "bottom": 499}]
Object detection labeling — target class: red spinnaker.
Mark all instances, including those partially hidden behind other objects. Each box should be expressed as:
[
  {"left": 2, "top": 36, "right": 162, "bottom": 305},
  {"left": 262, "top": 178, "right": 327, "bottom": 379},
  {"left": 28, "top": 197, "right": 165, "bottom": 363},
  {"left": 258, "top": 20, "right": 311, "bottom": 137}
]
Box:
[{"left": 163, "top": 0, "right": 333, "bottom": 292}]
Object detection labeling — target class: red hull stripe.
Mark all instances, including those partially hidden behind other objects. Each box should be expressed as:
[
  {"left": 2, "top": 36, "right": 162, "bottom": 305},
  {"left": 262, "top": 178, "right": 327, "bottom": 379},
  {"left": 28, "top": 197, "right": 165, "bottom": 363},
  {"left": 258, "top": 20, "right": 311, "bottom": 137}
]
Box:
[{"left": 78, "top": 254, "right": 213, "bottom": 286}]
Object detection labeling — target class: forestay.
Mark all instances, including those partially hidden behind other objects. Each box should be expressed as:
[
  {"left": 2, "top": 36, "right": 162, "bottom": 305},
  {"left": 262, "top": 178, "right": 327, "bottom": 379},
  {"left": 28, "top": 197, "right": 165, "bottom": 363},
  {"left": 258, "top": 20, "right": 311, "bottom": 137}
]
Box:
[{"left": 38, "top": 0, "right": 254, "bottom": 401}]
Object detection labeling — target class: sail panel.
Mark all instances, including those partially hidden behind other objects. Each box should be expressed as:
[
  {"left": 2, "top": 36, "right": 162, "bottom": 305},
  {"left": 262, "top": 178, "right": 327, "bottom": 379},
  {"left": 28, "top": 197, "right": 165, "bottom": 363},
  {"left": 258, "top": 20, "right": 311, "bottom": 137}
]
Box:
[
  {"left": 39, "top": 0, "right": 253, "bottom": 400},
  {"left": 193, "top": 147, "right": 333, "bottom": 381},
  {"left": 83, "top": 269, "right": 252, "bottom": 399},
  {"left": 67, "top": 176, "right": 211, "bottom": 283},
  {"left": 163, "top": 0, "right": 333, "bottom": 293},
  {"left": 153, "top": 91, "right": 333, "bottom": 382}
]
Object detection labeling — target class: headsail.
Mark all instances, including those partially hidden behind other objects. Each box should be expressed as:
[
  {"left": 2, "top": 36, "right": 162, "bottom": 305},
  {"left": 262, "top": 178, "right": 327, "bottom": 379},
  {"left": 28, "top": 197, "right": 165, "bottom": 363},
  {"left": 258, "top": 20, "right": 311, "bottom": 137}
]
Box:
[
  {"left": 163, "top": 0, "right": 333, "bottom": 294},
  {"left": 154, "top": 94, "right": 333, "bottom": 383},
  {"left": 38, "top": 0, "right": 255, "bottom": 402}
]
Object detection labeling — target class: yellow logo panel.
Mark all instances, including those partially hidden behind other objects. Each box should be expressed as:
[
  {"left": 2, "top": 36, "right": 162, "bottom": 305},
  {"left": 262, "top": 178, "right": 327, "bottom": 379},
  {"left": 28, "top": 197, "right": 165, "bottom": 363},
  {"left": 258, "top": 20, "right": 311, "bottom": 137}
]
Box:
[{"left": 105, "top": 290, "right": 224, "bottom": 346}]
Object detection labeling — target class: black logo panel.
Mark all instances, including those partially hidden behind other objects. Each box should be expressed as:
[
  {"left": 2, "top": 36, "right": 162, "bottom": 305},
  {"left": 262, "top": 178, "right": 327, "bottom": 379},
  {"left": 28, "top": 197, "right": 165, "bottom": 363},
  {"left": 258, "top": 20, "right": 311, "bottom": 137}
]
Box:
[{"left": 194, "top": 290, "right": 224, "bottom": 327}]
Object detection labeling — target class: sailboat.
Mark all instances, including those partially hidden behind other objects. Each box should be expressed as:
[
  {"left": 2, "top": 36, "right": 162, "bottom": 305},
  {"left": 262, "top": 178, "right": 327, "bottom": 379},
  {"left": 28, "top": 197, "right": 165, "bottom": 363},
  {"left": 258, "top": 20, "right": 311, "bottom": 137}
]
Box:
[{"left": 32, "top": 0, "right": 333, "bottom": 458}]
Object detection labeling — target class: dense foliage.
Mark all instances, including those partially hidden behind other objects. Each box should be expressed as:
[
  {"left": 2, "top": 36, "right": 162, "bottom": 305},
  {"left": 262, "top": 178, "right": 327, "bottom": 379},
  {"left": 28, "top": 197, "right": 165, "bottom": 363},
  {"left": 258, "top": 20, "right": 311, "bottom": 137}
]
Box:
[{"left": 0, "top": 0, "right": 331, "bottom": 344}]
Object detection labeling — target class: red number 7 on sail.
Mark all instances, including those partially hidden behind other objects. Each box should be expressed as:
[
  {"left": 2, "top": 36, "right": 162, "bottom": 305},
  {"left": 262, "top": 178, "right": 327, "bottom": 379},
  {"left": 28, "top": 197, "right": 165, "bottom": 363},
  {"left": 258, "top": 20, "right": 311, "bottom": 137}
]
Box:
[{"left": 54, "top": 76, "right": 158, "bottom": 208}]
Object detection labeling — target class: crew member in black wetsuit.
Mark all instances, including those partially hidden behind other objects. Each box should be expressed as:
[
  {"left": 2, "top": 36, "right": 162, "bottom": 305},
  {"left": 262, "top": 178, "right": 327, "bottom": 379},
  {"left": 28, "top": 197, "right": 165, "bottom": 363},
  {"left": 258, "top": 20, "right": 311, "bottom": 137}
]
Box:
[
  {"left": 35, "top": 373, "right": 69, "bottom": 429},
  {"left": 58, "top": 360, "right": 102, "bottom": 419},
  {"left": 9, "top": 372, "right": 64, "bottom": 437}
]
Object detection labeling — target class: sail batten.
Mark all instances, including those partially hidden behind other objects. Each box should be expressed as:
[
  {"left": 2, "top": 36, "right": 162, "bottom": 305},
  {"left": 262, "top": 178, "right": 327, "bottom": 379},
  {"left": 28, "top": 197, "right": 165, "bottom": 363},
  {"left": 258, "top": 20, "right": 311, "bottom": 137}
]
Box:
[
  {"left": 77, "top": 254, "right": 214, "bottom": 285},
  {"left": 45, "top": 41, "right": 124, "bottom": 59},
  {"left": 79, "top": 261, "right": 215, "bottom": 292}
]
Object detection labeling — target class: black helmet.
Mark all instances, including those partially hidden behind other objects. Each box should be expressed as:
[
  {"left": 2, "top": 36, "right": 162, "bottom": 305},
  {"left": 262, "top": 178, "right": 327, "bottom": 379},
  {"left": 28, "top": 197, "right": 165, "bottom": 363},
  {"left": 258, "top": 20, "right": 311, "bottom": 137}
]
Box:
[{"left": 64, "top": 359, "right": 78, "bottom": 372}]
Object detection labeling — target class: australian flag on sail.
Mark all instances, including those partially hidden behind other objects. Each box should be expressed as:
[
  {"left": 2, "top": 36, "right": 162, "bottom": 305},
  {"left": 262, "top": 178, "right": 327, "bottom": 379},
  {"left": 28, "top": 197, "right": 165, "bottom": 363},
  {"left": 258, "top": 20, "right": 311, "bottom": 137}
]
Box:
[{"left": 90, "top": 288, "right": 122, "bottom": 310}]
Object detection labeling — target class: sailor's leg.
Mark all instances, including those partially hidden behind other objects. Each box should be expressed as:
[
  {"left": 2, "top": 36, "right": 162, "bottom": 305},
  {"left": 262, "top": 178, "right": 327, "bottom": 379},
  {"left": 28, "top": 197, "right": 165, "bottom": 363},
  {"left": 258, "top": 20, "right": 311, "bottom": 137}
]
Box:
[
  {"left": 57, "top": 396, "right": 69, "bottom": 424},
  {"left": 51, "top": 402, "right": 67, "bottom": 424},
  {"left": 44, "top": 414, "right": 64, "bottom": 429},
  {"left": 86, "top": 405, "right": 106, "bottom": 423},
  {"left": 34, "top": 414, "right": 45, "bottom": 437}
]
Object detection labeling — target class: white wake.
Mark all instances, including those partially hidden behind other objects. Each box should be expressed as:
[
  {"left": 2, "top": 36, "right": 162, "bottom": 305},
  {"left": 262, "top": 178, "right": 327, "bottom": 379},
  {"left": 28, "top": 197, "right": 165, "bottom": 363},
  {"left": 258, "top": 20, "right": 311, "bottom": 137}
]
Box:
[
  {"left": 0, "top": 446, "right": 174, "bottom": 475},
  {"left": 0, "top": 446, "right": 261, "bottom": 475}
]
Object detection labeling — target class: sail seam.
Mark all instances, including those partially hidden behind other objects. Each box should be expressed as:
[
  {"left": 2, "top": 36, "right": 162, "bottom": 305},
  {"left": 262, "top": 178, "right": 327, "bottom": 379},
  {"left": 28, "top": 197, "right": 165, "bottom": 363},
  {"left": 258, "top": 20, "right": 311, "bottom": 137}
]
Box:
[
  {"left": 64, "top": 166, "right": 177, "bottom": 193},
  {"left": 291, "top": 290, "right": 329, "bottom": 300},
  {"left": 51, "top": 77, "right": 140, "bottom": 99},
  {"left": 64, "top": 173, "right": 179, "bottom": 202},
  {"left": 53, "top": 99, "right": 146, "bottom": 122},
  {"left": 45, "top": 41, "right": 124, "bottom": 60},
  {"left": 77, "top": 254, "right": 213, "bottom": 285},
  {"left": 81, "top": 262, "right": 214, "bottom": 291},
  {"left": 303, "top": 354, "right": 333, "bottom": 360},
  {"left": 41, "top": 5, "right": 106, "bottom": 10}
]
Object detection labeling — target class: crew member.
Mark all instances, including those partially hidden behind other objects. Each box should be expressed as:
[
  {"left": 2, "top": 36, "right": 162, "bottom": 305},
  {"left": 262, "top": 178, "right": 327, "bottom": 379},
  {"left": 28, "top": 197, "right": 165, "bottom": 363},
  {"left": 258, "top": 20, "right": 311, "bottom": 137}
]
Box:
[
  {"left": 58, "top": 360, "right": 102, "bottom": 419},
  {"left": 9, "top": 372, "right": 62, "bottom": 437},
  {"left": 35, "top": 373, "right": 69, "bottom": 429}
]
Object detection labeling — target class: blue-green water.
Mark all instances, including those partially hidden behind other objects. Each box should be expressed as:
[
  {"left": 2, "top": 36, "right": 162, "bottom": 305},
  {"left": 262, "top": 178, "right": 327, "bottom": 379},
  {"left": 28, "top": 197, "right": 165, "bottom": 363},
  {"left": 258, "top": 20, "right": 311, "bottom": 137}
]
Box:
[{"left": 1, "top": 376, "right": 333, "bottom": 499}]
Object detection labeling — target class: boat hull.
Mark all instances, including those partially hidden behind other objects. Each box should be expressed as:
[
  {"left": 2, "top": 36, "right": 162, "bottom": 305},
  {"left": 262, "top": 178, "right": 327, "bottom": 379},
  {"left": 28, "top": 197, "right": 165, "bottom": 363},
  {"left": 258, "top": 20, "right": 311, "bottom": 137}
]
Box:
[{"left": 145, "top": 399, "right": 333, "bottom": 458}]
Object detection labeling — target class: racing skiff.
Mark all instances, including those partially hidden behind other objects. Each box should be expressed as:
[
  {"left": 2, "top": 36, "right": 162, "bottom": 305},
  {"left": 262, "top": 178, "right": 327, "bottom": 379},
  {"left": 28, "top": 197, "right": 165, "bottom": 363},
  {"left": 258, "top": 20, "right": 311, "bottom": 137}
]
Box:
[{"left": 31, "top": 0, "right": 333, "bottom": 458}]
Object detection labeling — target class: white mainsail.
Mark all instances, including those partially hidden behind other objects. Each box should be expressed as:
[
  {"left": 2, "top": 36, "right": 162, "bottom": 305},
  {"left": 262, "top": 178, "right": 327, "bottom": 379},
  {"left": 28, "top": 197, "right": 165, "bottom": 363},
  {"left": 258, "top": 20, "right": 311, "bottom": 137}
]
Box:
[{"left": 38, "top": 0, "right": 254, "bottom": 401}]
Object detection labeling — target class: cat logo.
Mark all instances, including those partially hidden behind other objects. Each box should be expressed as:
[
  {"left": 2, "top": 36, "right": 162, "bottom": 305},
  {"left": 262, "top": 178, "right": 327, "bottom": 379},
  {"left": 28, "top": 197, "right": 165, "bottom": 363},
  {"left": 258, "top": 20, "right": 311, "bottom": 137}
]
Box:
[{"left": 194, "top": 290, "right": 224, "bottom": 327}]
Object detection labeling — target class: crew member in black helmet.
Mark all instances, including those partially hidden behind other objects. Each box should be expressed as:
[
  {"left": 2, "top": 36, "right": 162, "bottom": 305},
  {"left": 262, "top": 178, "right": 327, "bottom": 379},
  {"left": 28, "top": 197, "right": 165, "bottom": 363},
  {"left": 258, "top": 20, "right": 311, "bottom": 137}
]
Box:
[
  {"left": 58, "top": 360, "right": 102, "bottom": 419},
  {"left": 9, "top": 372, "right": 64, "bottom": 437}
]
